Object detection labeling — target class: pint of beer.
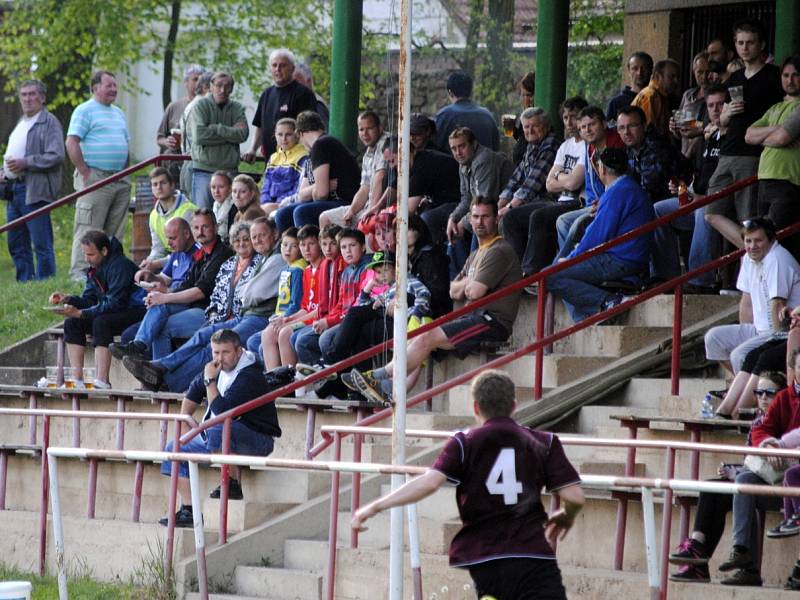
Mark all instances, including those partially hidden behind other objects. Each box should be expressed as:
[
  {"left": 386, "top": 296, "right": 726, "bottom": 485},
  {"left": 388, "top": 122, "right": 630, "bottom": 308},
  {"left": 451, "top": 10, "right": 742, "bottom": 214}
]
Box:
[{"left": 501, "top": 114, "right": 517, "bottom": 137}]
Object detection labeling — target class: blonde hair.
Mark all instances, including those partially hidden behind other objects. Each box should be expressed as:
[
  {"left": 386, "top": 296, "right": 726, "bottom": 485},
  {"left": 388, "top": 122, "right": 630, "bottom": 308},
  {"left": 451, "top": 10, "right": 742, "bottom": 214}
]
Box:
[{"left": 232, "top": 174, "right": 260, "bottom": 199}]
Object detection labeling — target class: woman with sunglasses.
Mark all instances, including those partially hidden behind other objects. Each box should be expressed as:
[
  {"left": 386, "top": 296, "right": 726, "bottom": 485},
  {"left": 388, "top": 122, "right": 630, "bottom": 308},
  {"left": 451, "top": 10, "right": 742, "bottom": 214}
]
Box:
[{"left": 669, "top": 369, "right": 787, "bottom": 584}]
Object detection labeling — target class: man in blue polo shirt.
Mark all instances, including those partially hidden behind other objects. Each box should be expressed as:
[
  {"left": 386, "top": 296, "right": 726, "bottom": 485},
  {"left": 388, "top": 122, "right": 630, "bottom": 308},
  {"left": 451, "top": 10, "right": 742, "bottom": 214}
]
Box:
[{"left": 66, "top": 70, "right": 130, "bottom": 280}]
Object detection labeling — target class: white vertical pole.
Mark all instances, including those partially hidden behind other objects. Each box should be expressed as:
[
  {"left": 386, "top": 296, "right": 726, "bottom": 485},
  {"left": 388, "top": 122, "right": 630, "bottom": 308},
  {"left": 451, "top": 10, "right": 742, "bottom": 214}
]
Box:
[
  {"left": 389, "top": 0, "right": 412, "bottom": 598},
  {"left": 641, "top": 485, "right": 660, "bottom": 600},
  {"left": 48, "top": 454, "right": 69, "bottom": 600},
  {"left": 188, "top": 461, "right": 209, "bottom": 600},
  {"left": 406, "top": 475, "right": 423, "bottom": 600}
]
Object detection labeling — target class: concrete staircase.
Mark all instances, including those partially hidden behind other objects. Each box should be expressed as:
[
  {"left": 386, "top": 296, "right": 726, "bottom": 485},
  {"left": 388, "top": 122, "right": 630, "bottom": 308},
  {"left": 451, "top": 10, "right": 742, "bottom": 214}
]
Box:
[{"left": 5, "top": 292, "right": 791, "bottom": 599}]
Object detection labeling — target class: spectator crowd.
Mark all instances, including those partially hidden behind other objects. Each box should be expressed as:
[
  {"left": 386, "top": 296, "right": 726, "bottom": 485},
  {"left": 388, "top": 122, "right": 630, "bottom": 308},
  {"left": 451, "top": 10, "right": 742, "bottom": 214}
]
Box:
[{"left": 4, "top": 23, "right": 798, "bottom": 544}]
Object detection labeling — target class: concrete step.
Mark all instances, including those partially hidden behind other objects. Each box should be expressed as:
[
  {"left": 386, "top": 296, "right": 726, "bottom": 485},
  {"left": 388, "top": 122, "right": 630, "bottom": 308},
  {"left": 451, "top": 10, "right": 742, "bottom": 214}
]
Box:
[
  {"left": 234, "top": 565, "right": 322, "bottom": 600},
  {"left": 553, "top": 325, "right": 672, "bottom": 356},
  {"left": 379, "top": 484, "right": 460, "bottom": 521},
  {"left": 624, "top": 293, "right": 738, "bottom": 327},
  {"left": 202, "top": 499, "right": 297, "bottom": 533},
  {"left": 283, "top": 538, "right": 328, "bottom": 571},
  {"left": 574, "top": 404, "right": 661, "bottom": 434},
  {"left": 0, "top": 366, "right": 45, "bottom": 385},
  {"left": 336, "top": 510, "right": 460, "bottom": 554},
  {"left": 621, "top": 377, "right": 728, "bottom": 408}
]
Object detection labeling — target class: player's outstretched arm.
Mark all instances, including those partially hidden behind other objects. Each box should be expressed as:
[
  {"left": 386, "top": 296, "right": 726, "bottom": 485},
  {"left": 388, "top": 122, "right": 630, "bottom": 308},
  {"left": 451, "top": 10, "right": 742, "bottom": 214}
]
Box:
[
  {"left": 544, "top": 483, "right": 584, "bottom": 546},
  {"left": 351, "top": 470, "right": 447, "bottom": 532}
]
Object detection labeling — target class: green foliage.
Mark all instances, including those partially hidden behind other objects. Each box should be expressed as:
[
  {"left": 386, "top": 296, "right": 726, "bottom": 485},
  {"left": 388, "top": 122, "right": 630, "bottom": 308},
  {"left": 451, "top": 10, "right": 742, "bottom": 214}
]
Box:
[
  {"left": 567, "top": 0, "right": 625, "bottom": 108},
  {"left": 0, "top": 561, "right": 139, "bottom": 600}
]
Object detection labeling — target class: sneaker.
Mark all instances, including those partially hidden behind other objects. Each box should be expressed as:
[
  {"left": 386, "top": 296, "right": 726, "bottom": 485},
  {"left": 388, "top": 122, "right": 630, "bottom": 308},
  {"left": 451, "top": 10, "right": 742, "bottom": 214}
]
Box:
[
  {"left": 122, "top": 356, "right": 166, "bottom": 392},
  {"left": 720, "top": 569, "right": 762, "bottom": 586},
  {"left": 708, "top": 389, "right": 728, "bottom": 400},
  {"left": 523, "top": 283, "right": 539, "bottom": 296},
  {"left": 92, "top": 380, "right": 112, "bottom": 390},
  {"left": 719, "top": 546, "right": 755, "bottom": 572},
  {"left": 600, "top": 292, "right": 624, "bottom": 313},
  {"left": 669, "top": 538, "right": 708, "bottom": 565},
  {"left": 340, "top": 371, "right": 358, "bottom": 391},
  {"left": 784, "top": 562, "right": 800, "bottom": 590},
  {"left": 768, "top": 514, "right": 800, "bottom": 538},
  {"left": 669, "top": 564, "right": 710, "bottom": 583},
  {"left": 295, "top": 363, "right": 336, "bottom": 392},
  {"left": 109, "top": 341, "right": 148, "bottom": 361},
  {"left": 209, "top": 477, "right": 243, "bottom": 500},
  {"left": 158, "top": 505, "right": 195, "bottom": 528},
  {"left": 350, "top": 369, "right": 393, "bottom": 408}
]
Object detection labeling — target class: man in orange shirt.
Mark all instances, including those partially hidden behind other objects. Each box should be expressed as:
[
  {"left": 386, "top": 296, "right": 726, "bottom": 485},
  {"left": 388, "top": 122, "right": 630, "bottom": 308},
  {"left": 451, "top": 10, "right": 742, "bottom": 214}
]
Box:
[{"left": 633, "top": 59, "right": 681, "bottom": 136}]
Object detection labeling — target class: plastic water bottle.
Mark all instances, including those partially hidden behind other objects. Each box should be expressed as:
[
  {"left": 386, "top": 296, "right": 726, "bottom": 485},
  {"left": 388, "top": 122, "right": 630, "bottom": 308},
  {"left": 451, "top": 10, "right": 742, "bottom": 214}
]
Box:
[{"left": 701, "top": 394, "right": 715, "bottom": 419}]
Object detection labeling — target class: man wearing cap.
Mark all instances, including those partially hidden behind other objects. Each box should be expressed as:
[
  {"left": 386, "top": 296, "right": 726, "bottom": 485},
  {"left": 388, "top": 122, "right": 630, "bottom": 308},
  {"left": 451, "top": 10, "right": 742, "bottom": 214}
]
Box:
[
  {"left": 435, "top": 71, "right": 500, "bottom": 151},
  {"left": 410, "top": 113, "right": 443, "bottom": 153},
  {"left": 546, "top": 147, "right": 655, "bottom": 323}
]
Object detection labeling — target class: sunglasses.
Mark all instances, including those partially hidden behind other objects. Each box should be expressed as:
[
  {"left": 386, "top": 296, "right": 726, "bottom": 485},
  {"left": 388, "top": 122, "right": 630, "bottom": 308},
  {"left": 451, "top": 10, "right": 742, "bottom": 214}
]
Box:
[{"left": 754, "top": 388, "right": 779, "bottom": 397}]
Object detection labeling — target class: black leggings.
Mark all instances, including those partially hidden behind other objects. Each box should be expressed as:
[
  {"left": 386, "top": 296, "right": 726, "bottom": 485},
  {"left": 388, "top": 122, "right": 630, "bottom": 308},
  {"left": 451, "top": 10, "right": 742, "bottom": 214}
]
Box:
[
  {"left": 740, "top": 338, "right": 787, "bottom": 374},
  {"left": 63, "top": 307, "right": 147, "bottom": 347},
  {"left": 692, "top": 477, "right": 733, "bottom": 556}
]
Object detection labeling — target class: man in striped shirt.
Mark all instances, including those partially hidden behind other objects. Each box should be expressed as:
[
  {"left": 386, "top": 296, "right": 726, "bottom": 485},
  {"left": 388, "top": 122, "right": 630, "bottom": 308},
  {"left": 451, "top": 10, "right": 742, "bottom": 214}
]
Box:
[{"left": 66, "top": 70, "right": 130, "bottom": 280}]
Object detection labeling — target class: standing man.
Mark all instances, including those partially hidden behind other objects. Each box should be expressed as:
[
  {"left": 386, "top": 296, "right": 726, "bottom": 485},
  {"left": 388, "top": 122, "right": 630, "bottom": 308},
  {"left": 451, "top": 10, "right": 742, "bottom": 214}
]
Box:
[
  {"left": 66, "top": 70, "right": 130, "bottom": 280},
  {"left": 1, "top": 79, "right": 63, "bottom": 281},
  {"left": 190, "top": 71, "right": 248, "bottom": 210},
  {"left": 245, "top": 49, "right": 317, "bottom": 163},
  {"left": 673, "top": 52, "right": 712, "bottom": 160},
  {"left": 156, "top": 65, "right": 205, "bottom": 180},
  {"left": 632, "top": 59, "right": 681, "bottom": 137},
  {"left": 606, "top": 52, "right": 654, "bottom": 124},
  {"left": 352, "top": 369, "right": 584, "bottom": 600},
  {"left": 435, "top": 71, "right": 500, "bottom": 151},
  {"left": 319, "top": 110, "right": 388, "bottom": 227},
  {"left": 704, "top": 19, "right": 783, "bottom": 248},
  {"left": 293, "top": 61, "right": 329, "bottom": 126},
  {"left": 745, "top": 55, "right": 800, "bottom": 260}
]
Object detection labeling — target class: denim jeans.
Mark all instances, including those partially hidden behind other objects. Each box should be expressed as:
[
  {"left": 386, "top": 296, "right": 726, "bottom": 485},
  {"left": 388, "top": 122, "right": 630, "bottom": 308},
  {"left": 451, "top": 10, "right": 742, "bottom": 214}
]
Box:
[
  {"left": 546, "top": 252, "right": 644, "bottom": 322},
  {"left": 191, "top": 169, "right": 213, "bottom": 211},
  {"left": 651, "top": 197, "right": 719, "bottom": 286},
  {"left": 274, "top": 200, "right": 342, "bottom": 232},
  {"left": 294, "top": 324, "right": 339, "bottom": 365},
  {"left": 134, "top": 304, "right": 207, "bottom": 359},
  {"left": 161, "top": 420, "right": 275, "bottom": 478},
  {"left": 731, "top": 469, "right": 781, "bottom": 552},
  {"left": 157, "top": 314, "right": 269, "bottom": 393},
  {"left": 7, "top": 182, "right": 55, "bottom": 281},
  {"left": 556, "top": 207, "right": 590, "bottom": 252}
]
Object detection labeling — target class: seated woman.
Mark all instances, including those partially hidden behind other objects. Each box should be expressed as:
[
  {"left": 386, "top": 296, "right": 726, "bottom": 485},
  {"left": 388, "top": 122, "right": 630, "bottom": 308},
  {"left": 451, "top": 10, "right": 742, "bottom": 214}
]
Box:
[
  {"left": 669, "top": 369, "right": 787, "bottom": 583},
  {"left": 260, "top": 117, "right": 308, "bottom": 219},
  {"left": 210, "top": 171, "right": 236, "bottom": 243},
  {"left": 231, "top": 174, "right": 264, "bottom": 224},
  {"left": 49, "top": 231, "right": 146, "bottom": 389}
]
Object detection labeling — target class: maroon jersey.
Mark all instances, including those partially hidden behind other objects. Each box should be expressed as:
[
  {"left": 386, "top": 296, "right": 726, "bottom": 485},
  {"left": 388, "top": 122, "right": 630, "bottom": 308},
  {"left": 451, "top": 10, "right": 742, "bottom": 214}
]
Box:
[{"left": 431, "top": 417, "right": 580, "bottom": 567}]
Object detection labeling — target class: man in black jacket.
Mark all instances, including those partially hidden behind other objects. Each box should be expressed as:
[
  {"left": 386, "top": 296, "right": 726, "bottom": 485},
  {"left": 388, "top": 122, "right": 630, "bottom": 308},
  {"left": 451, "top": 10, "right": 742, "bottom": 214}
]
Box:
[
  {"left": 110, "top": 208, "right": 233, "bottom": 361},
  {"left": 159, "top": 329, "right": 281, "bottom": 527}
]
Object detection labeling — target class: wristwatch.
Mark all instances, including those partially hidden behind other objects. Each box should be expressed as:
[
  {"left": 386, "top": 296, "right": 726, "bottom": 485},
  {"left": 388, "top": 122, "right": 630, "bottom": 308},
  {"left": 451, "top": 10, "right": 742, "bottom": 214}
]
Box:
[{"left": 203, "top": 376, "right": 218, "bottom": 387}]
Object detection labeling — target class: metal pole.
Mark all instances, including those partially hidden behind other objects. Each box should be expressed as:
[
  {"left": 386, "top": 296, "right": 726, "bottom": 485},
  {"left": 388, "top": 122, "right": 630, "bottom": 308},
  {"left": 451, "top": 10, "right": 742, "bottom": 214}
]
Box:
[
  {"left": 39, "top": 414, "right": 50, "bottom": 576},
  {"left": 326, "top": 434, "right": 343, "bottom": 600},
  {"left": 329, "top": 0, "right": 363, "bottom": 151},
  {"left": 48, "top": 453, "right": 68, "bottom": 599},
  {"left": 641, "top": 486, "right": 660, "bottom": 600},
  {"left": 188, "top": 460, "right": 209, "bottom": 600},
  {"left": 534, "top": 0, "right": 570, "bottom": 135},
  {"left": 659, "top": 448, "right": 676, "bottom": 599},
  {"left": 389, "top": 1, "right": 412, "bottom": 598},
  {"left": 407, "top": 478, "right": 423, "bottom": 600},
  {"left": 219, "top": 416, "right": 232, "bottom": 545},
  {"left": 670, "top": 285, "right": 683, "bottom": 395}
]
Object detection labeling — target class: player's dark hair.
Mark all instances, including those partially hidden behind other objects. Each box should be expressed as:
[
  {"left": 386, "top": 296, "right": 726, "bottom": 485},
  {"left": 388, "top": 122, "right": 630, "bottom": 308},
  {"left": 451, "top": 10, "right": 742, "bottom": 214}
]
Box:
[{"left": 471, "top": 370, "right": 516, "bottom": 418}]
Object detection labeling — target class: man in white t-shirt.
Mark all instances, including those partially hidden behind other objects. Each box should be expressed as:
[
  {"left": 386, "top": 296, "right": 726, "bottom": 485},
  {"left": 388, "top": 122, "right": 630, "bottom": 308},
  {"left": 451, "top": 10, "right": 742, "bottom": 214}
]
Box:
[
  {"left": 705, "top": 218, "right": 800, "bottom": 375},
  {"left": 518, "top": 97, "right": 588, "bottom": 277}
]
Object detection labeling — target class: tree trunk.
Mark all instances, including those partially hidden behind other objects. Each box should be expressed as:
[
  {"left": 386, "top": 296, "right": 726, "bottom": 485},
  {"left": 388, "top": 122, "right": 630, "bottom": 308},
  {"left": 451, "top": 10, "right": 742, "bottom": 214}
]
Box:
[
  {"left": 162, "top": 0, "right": 181, "bottom": 109},
  {"left": 462, "top": 0, "right": 484, "bottom": 80},
  {"left": 483, "top": 0, "right": 515, "bottom": 116}
]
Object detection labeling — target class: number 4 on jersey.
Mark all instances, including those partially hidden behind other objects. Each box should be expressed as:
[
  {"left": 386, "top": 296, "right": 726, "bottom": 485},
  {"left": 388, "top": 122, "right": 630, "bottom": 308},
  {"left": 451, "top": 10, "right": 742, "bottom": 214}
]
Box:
[{"left": 485, "top": 448, "right": 523, "bottom": 504}]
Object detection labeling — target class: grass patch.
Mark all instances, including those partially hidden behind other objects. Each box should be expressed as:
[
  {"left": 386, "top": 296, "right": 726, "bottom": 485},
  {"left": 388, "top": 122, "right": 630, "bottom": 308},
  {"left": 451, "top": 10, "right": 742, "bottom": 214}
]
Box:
[{"left": 0, "top": 563, "right": 139, "bottom": 600}]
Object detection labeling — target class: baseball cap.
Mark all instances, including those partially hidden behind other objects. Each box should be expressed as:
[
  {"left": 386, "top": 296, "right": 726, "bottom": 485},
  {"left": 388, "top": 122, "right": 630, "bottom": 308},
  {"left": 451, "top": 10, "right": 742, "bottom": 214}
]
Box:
[{"left": 366, "top": 251, "right": 396, "bottom": 270}]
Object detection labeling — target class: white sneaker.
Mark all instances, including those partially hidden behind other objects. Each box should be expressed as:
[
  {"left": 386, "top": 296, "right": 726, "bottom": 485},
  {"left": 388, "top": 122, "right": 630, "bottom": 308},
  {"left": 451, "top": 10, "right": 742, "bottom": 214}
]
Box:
[{"left": 92, "top": 380, "right": 112, "bottom": 390}]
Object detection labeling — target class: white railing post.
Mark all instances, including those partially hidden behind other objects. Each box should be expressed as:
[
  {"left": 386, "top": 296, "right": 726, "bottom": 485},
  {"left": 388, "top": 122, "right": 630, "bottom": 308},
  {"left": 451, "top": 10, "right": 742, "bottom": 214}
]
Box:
[
  {"left": 47, "top": 453, "right": 68, "bottom": 600},
  {"left": 641, "top": 486, "right": 660, "bottom": 600}
]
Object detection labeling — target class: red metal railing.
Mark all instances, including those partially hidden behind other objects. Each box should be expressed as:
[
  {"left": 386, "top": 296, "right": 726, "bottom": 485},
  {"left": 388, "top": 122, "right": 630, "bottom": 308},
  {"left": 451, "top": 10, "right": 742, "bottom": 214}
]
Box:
[
  {"left": 320, "top": 424, "right": 800, "bottom": 600},
  {"left": 181, "top": 174, "right": 767, "bottom": 542},
  {"left": 0, "top": 405, "right": 191, "bottom": 577},
  {"left": 0, "top": 155, "right": 190, "bottom": 235}
]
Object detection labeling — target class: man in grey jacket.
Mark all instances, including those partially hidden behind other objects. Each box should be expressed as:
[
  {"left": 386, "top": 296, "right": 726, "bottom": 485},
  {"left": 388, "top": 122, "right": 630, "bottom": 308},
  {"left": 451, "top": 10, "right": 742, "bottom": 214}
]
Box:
[{"left": 0, "top": 79, "right": 64, "bottom": 281}]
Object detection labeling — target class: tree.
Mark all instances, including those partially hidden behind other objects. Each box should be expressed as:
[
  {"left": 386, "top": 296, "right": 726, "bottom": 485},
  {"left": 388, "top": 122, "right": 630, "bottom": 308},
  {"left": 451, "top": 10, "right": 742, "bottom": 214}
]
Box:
[{"left": 0, "top": 0, "right": 335, "bottom": 110}]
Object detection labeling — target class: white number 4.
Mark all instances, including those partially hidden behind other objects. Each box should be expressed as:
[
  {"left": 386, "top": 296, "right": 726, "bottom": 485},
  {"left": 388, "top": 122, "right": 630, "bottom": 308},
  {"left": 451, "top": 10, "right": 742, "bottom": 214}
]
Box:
[{"left": 485, "top": 448, "right": 523, "bottom": 504}]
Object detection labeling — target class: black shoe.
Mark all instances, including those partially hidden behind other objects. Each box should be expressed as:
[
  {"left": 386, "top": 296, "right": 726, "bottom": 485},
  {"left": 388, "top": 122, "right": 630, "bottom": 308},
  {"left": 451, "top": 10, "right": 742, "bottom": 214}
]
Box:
[
  {"left": 210, "top": 477, "right": 243, "bottom": 500},
  {"left": 784, "top": 562, "right": 800, "bottom": 590},
  {"left": 720, "top": 569, "right": 762, "bottom": 586},
  {"left": 158, "top": 505, "right": 195, "bottom": 528},
  {"left": 719, "top": 546, "right": 754, "bottom": 572},
  {"left": 669, "top": 564, "right": 710, "bottom": 583},
  {"left": 669, "top": 538, "right": 709, "bottom": 565},
  {"left": 350, "top": 369, "right": 393, "bottom": 408},
  {"left": 122, "top": 356, "right": 166, "bottom": 391},
  {"left": 109, "top": 340, "right": 148, "bottom": 361},
  {"left": 707, "top": 389, "right": 728, "bottom": 400}
]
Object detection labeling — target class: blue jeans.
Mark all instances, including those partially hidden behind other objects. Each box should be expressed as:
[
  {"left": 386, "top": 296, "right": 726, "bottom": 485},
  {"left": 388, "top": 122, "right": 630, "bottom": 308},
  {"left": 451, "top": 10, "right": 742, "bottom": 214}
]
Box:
[
  {"left": 134, "top": 304, "right": 207, "bottom": 359},
  {"left": 191, "top": 169, "right": 213, "bottom": 211},
  {"left": 556, "top": 207, "right": 590, "bottom": 252},
  {"left": 157, "top": 314, "right": 269, "bottom": 393},
  {"left": 274, "top": 200, "right": 342, "bottom": 231},
  {"left": 546, "top": 252, "right": 644, "bottom": 322},
  {"left": 161, "top": 420, "right": 275, "bottom": 478},
  {"left": 651, "top": 198, "right": 719, "bottom": 286},
  {"left": 294, "top": 324, "right": 339, "bottom": 365},
  {"left": 7, "top": 182, "right": 55, "bottom": 281}
]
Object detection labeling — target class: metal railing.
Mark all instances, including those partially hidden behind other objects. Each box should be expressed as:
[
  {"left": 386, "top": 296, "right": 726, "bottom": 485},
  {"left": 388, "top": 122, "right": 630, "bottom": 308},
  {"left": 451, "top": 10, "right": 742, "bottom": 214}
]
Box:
[
  {"left": 0, "top": 406, "right": 191, "bottom": 577},
  {"left": 320, "top": 424, "right": 800, "bottom": 600},
  {"left": 45, "top": 435, "right": 800, "bottom": 600}
]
